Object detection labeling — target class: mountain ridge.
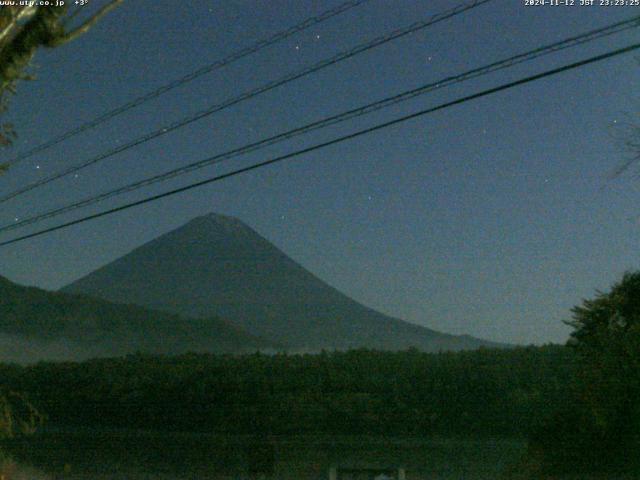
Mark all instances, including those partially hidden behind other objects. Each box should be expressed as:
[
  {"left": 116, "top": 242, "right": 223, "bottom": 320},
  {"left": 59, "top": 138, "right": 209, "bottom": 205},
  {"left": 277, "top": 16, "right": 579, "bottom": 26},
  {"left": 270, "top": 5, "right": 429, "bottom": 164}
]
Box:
[{"left": 0, "top": 274, "right": 271, "bottom": 363}]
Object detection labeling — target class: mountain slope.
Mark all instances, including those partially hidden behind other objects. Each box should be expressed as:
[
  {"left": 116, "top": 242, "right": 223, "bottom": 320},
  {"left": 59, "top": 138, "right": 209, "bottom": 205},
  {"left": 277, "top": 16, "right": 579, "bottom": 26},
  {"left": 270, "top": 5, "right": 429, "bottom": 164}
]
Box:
[
  {"left": 63, "top": 213, "right": 503, "bottom": 351},
  {"left": 0, "top": 275, "right": 270, "bottom": 363}
]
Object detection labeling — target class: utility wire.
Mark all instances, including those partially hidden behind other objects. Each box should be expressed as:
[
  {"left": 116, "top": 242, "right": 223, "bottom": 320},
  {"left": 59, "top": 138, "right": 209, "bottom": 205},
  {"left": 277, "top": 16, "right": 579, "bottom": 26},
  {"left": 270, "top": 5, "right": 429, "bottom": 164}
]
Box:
[
  {"left": 2, "top": 0, "right": 371, "bottom": 168},
  {"left": 0, "top": 0, "right": 493, "bottom": 204},
  {"left": 1, "top": 41, "right": 638, "bottom": 248},
  {"left": 2, "top": 15, "right": 638, "bottom": 234}
]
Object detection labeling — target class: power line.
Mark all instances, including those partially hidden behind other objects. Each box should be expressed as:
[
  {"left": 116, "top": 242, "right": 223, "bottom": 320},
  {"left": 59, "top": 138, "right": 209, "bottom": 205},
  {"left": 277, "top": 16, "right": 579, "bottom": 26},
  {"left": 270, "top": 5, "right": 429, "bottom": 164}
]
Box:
[
  {"left": 0, "top": 0, "right": 493, "bottom": 204},
  {"left": 2, "top": 41, "right": 638, "bottom": 248},
  {"left": 2, "top": 15, "right": 638, "bottom": 234},
  {"left": 1, "top": 0, "right": 371, "bottom": 169}
]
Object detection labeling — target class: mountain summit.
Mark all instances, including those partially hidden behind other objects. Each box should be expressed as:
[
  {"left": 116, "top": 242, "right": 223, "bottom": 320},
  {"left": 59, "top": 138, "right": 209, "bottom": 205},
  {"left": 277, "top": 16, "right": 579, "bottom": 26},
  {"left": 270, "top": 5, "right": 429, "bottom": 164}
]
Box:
[{"left": 63, "top": 213, "right": 500, "bottom": 351}]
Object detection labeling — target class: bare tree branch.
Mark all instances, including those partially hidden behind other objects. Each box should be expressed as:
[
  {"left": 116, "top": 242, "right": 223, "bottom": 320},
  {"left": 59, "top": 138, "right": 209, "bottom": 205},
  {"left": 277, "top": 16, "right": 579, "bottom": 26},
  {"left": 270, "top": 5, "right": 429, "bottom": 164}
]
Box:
[
  {"left": 0, "top": 1, "right": 123, "bottom": 157},
  {"left": 0, "top": 6, "right": 37, "bottom": 48},
  {"left": 61, "top": 5, "right": 84, "bottom": 28},
  {"left": 51, "top": 0, "right": 124, "bottom": 46},
  {"left": 608, "top": 117, "right": 640, "bottom": 179}
]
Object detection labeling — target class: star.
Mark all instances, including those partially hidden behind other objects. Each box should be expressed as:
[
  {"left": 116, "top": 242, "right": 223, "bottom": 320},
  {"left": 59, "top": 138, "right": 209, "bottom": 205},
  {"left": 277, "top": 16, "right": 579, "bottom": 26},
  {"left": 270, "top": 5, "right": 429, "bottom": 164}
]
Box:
[
  {"left": 35, "top": 165, "right": 40, "bottom": 169},
  {"left": 295, "top": 45, "right": 300, "bottom": 51}
]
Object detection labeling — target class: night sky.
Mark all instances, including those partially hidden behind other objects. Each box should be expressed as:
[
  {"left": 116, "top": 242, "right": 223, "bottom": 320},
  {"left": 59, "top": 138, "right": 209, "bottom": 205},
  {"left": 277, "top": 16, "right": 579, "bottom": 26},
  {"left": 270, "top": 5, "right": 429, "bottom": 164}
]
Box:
[{"left": 0, "top": 0, "right": 638, "bottom": 345}]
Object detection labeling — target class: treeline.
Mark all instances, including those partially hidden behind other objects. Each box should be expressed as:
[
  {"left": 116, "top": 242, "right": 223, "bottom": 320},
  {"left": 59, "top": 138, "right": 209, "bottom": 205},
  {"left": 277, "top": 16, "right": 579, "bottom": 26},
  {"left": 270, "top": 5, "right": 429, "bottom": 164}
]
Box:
[{"left": 0, "top": 345, "right": 576, "bottom": 437}]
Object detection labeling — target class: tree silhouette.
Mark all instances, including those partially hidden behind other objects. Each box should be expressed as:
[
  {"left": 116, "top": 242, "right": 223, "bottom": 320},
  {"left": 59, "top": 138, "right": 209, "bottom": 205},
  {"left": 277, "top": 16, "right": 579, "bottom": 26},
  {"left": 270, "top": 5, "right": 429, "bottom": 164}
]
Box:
[
  {"left": 566, "top": 271, "right": 640, "bottom": 451},
  {"left": 0, "top": 1, "right": 122, "bottom": 160}
]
